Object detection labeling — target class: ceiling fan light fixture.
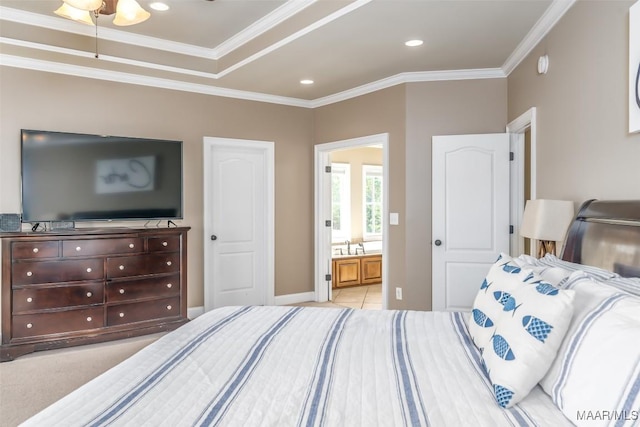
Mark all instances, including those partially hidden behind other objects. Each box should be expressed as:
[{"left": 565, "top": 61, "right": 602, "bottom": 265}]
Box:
[
  {"left": 63, "top": 0, "right": 103, "bottom": 11},
  {"left": 113, "top": 0, "right": 150, "bottom": 26},
  {"left": 55, "top": 3, "right": 95, "bottom": 25}
]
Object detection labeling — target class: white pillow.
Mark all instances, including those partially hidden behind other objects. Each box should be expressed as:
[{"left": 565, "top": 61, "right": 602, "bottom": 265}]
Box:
[
  {"left": 540, "top": 272, "right": 640, "bottom": 426},
  {"left": 513, "top": 253, "right": 539, "bottom": 267},
  {"left": 468, "top": 253, "right": 532, "bottom": 351},
  {"left": 481, "top": 274, "right": 575, "bottom": 408},
  {"left": 536, "top": 254, "right": 619, "bottom": 281},
  {"left": 602, "top": 276, "right": 640, "bottom": 297},
  {"left": 513, "top": 254, "right": 588, "bottom": 287}
]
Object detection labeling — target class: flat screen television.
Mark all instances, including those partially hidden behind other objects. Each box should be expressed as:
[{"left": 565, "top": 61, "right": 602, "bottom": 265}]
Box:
[{"left": 21, "top": 129, "right": 183, "bottom": 223}]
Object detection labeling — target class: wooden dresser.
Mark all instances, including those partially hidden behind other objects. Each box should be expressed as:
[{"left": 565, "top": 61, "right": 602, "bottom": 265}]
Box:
[{"left": 1, "top": 227, "right": 189, "bottom": 361}]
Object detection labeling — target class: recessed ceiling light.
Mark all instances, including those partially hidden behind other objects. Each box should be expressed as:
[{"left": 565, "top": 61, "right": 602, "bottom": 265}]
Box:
[
  {"left": 149, "top": 2, "right": 170, "bottom": 11},
  {"left": 405, "top": 39, "right": 424, "bottom": 47},
  {"left": 300, "top": 79, "right": 314, "bottom": 85}
]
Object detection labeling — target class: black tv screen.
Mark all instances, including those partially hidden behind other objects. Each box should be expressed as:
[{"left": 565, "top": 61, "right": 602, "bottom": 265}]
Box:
[{"left": 21, "top": 129, "right": 183, "bottom": 223}]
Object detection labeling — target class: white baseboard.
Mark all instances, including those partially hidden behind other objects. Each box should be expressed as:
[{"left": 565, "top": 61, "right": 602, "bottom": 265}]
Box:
[
  {"left": 274, "top": 291, "right": 316, "bottom": 306},
  {"left": 187, "top": 306, "right": 205, "bottom": 319}
]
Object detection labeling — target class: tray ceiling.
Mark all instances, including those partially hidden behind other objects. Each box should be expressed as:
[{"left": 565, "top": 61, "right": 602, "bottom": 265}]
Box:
[{"left": 0, "top": 0, "right": 573, "bottom": 107}]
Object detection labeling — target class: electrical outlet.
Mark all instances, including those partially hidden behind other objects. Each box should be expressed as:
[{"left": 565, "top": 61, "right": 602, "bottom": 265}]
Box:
[{"left": 395, "top": 287, "right": 403, "bottom": 300}]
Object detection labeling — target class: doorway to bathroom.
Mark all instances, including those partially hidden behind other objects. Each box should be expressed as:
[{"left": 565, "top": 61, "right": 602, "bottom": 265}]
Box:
[{"left": 314, "top": 133, "right": 389, "bottom": 309}]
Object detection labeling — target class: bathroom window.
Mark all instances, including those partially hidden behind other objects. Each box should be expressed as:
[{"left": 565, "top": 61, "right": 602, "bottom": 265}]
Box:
[
  {"left": 363, "top": 165, "right": 383, "bottom": 240},
  {"left": 331, "top": 163, "right": 351, "bottom": 243}
]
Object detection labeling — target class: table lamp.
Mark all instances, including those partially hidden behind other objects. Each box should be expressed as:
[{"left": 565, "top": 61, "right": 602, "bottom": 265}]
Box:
[{"left": 520, "top": 199, "right": 575, "bottom": 258}]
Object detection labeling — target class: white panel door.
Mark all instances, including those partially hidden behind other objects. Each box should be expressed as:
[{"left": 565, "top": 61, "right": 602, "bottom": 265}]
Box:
[
  {"left": 203, "top": 138, "right": 274, "bottom": 310},
  {"left": 432, "top": 133, "right": 510, "bottom": 311}
]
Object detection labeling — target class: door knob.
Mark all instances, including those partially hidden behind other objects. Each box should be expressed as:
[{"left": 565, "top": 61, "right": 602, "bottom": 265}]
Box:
[
  {"left": 211, "top": 235, "right": 217, "bottom": 241},
  {"left": 434, "top": 239, "right": 442, "bottom": 246}
]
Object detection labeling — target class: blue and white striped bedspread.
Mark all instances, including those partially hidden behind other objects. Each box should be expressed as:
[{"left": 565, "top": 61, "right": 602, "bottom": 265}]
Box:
[{"left": 23, "top": 306, "right": 572, "bottom": 427}]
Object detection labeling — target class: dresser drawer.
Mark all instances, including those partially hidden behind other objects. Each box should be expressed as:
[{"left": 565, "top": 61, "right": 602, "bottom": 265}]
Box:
[
  {"left": 13, "top": 282, "right": 104, "bottom": 313},
  {"left": 106, "top": 253, "right": 180, "bottom": 278},
  {"left": 12, "top": 259, "right": 104, "bottom": 286},
  {"left": 107, "top": 296, "right": 180, "bottom": 326},
  {"left": 106, "top": 274, "right": 180, "bottom": 303},
  {"left": 148, "top": 236, "right": 181, "bottom": 253},
  {"left": 1, "top": 227, "right": 189, "bottom": 360},
  {"left": 62, "top": 238, "right": 144, "bottom": 257},
  {"left": 12, "top": 241, "right": 59, "bottom": 260},
  {"left": 12, "top": 307, "right": 104, "bottom": 339}
]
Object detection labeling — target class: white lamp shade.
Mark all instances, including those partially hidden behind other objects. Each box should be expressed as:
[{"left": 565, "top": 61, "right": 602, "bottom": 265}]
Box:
[
  {"left": 520, "top": 199, "right": 575, "bottom": 242},
  {"left": 63, "top": 0, "right": 103, "bottom": 11},
  {"left": 55, "top": 3, "right": 95, "bottom": 25},
  {"left": 113, "top": 0, "right": 150, "bottom": 26}
]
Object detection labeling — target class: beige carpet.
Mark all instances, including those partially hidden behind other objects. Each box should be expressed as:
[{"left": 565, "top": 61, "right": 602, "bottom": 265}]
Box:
[{"left": 0, "top": 333, "right": 163, "bottom": 427}]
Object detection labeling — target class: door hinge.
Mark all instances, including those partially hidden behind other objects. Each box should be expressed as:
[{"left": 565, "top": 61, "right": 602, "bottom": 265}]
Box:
[
  {"left": 325, "top": 166, "right": 332, "bottom": 173},
  {"left": 325, "top": 274, "right": 332, "bottom": 281},
  {"left": 509, "top": 151, "right": 515, "bottom": 161},
  {"left": 325, "top": 220, "right": 332, "bottom": 227},
  {"left": 509, "top": 225, "right": 514, "bottom": 234}
]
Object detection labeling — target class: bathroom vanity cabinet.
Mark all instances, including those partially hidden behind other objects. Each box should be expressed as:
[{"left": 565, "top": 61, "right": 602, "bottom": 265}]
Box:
[{"left": 332, "top": 254, "right": 382, "bottom": 288}]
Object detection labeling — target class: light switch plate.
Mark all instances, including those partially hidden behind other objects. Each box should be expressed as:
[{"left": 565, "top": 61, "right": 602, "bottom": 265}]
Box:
[{"left": 390, "top": 212, "right": 399, "bottom": 225}]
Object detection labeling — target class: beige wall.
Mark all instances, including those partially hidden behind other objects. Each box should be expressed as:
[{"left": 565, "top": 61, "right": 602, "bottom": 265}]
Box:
[
  {"left": 508, "top": 0, "right": 640, "bottom": 202},
  {"left": 405, "top": 79, "right": 508, "bottom": 310},
  {"left": 314, "top": 86, "right": 407, "bottom": 309},
  {"left": 330, "top": 147, "right": 383, "bottom": 242},
  {"left": 2, "top": 0, "right": 637, "bottom": 313},
  {"left": 0, "top": 68, "right": 315, "bottom": 307},
  {"left": 315, "top": 80, "right": 507, "bottom": 311}
]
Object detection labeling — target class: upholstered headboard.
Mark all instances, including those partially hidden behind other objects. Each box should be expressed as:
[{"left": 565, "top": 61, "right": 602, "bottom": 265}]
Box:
[{"left": 561, "top": 199, "right": 640, "bottom": 278}]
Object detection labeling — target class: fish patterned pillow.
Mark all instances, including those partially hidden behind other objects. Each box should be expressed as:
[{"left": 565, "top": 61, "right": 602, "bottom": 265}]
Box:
[
  {"left": 513, "top": 254, "right": 573, "bottom": 288},
  {"left": 482, "top": 276, "right": 575, "bottom": 408},
  {"left": 468, "top": 253, "right": 535, "bottom": 351}
]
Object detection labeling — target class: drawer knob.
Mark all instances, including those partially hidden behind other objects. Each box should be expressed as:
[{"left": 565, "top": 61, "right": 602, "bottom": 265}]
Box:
[
  {"left": 119, "top": 289, "right": 125, "bottom": 294},
  {"left": 86, "top": 267, "right": 92, "bottom": 273},
  {"left": 129, "top": 243, "right": 135, "bottom": 249},
  {"left": 166, "top": 261, "right": 172, "bottom": 266},
  {"left": 26, "top": 271, "right": 33, "bottom": 277},
  {"left": 32, "top": 248, "right": 39, "bottom": 253},
  {"left": 119, "top": 312, "right": 125, "bottom": 318},
  {"left": 27, "top": 297, "right": 33, "bottom": 303},
  {"left": 86, "top": 316, "right": 92, "bottom": 322},
  {"left": 166, "top": 283, "right": 172, "bottom": 288},
  {"left": 166, "top": 305, "right": 172, "bottom": 310},
  {"left": 76, "top": 246, "right": 82, "bottom": 251},
  {"left": 26, "top": 323, "right": 33, "bottom": 329},
  {"left": 119, "top": 265, "right": 125, "bottom": 271},
  {"left": 86, "top": 292, "right": 93, "bottom": 297},
  {"left": 162, "top": 241, "right": 168, "bottom": 247}
]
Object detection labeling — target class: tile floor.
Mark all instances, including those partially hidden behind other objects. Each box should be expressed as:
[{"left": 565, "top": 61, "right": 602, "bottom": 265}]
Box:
[{"left": 293, "top": 283, "right": 382, "bottom": 310}]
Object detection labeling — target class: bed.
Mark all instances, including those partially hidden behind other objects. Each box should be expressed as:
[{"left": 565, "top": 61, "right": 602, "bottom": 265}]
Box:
[{"left": 22, "top": 199, "right": 640, "bottom": 427}]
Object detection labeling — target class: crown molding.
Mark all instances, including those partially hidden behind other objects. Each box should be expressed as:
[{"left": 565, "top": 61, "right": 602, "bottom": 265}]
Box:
[
  {"left": 0, "top": 52, "right": 506, "bottom": 108},
  {"left": 0, "top": 0, "right": 572, "bottom": 108},
  {"left": 0, "top": 54, "right": 312, "bottom": 108},
  {"left": 212, "top": 0, "right": 316, "bottom": 59},
  {"left": 0, "top": 6, "right": 214, "bottom": 58},
  {"left": 310, "top": 69, "right": 506, "bottom": 108},
  {"left": 0, "top": 37, "right": 221, "bottom": 80},
  {"left": 0, "top": 1, "right": 370, "bottom": 77},
  {"left": 215, "top": 0, "right": 372, "bottom": 78},
  {"left": 501, "top": 0, "right": 577, "bottom": 75}
]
